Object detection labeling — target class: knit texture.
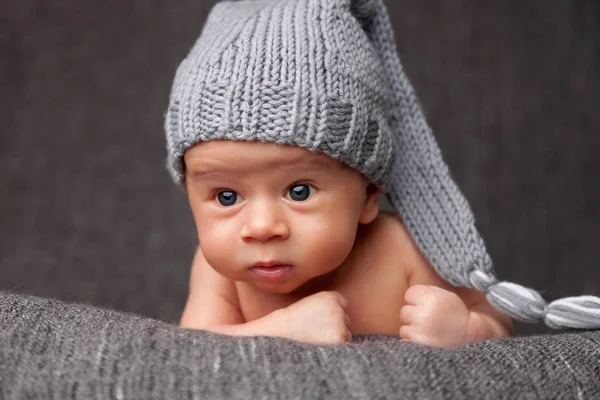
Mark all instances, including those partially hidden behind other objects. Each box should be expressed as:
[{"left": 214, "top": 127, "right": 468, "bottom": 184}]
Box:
[
  {"left": 164, "top": 0, "right": 600, "bottom": 329},
  {"left": 3, "top": 292, "right": 600, "bottom": 399},
  {"left": 165, "top": 0, "right": 396, "bottom": 188}
]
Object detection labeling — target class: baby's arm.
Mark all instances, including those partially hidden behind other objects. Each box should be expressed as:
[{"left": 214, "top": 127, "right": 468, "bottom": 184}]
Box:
[
  {"left": 400, "top": 253, "right": 514, "bottom": 347},
  {"left": 180, "top": 246, "right": 351, "bottom": 344},
  {"left": 180, "top": 246, "right": 262, "bottom": 333},
  {"left": 375, "top": 213, "right": 512, "bottom": 347}
]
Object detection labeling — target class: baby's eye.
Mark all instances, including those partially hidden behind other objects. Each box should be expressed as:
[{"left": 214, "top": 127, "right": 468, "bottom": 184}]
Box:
[
  {"left": 216, "top": 190, "right": 241, "bottom": 206},
  {"left": 285, "top": 184, "right": 316, "bottom": 202}
]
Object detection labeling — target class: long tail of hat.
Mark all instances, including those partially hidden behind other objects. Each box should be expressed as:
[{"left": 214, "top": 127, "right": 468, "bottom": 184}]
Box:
[{"left": 352, "top": 0, "right": 600, "bottom": 329}]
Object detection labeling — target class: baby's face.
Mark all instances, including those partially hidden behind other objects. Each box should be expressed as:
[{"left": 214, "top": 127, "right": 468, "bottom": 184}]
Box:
[{"left": 184, "top": 140, "right": 379, "bottom": 294}]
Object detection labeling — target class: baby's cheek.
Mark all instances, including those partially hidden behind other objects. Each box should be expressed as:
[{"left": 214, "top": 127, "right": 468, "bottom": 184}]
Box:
[
  {"left": 303, "top": 222, "right": 356, "bottom": 270},
  {"left": 198, "top": 230, "right": 240, "bottom": 277}
]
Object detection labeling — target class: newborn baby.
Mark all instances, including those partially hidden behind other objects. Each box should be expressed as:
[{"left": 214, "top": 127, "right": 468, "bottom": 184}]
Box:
[
  {"left": 179, "top": 140, "right": 513, "bottom": 347},
  {"left": 166, "top": 0, "right": 595, "bottom": 346}
]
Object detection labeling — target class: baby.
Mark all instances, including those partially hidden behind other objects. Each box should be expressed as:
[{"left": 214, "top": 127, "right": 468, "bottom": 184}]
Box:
[
  {"left": 178, "top": 139, "right": 513, "bottom": 347},
  {"left": 168, "top": 0, "right": 513, "bottom": 348},
  {"left": 166, "top": 0, "right": 599, "bottom": 347}
]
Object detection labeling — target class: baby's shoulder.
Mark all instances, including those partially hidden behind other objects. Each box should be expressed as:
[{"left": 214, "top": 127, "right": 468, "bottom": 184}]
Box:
[
  {"left": 359, "top": 211, "right": 442, "bottom": 286},
  {"left": 353, "top": 210, "right": 429, "bottom": 280},
  {"left": 373, "top": 211, "right": 404, "bottom": 233},
  {"left": 336, "top": 212, "right": 411, "bottom": 334},
  {"left": 351, "top": 211, "right": 410, "bottom": 277},
  {"left": 357, "top": 211, "right": 406, "bottom": 251}
]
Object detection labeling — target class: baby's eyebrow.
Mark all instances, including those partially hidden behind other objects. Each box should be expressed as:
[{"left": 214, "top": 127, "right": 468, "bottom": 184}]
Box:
[
  {"left": 188, "top": 159, "right": 333, "bottom": 178},
  {"left": 276, "top": 159, "right": 332, "bottom": 171},
  {"left": 187, "top": 170, "right": 232, "bottom": 180}
]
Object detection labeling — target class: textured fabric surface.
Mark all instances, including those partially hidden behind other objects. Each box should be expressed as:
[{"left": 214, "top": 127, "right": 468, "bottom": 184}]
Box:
[{"left": 2, "top": 292, "right": 600, "bottom": 400}]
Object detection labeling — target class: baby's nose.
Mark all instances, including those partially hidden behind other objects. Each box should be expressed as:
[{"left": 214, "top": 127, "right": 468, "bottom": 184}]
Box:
[{"left": 240, "top": 201, "right": 289, "bottom": 242}]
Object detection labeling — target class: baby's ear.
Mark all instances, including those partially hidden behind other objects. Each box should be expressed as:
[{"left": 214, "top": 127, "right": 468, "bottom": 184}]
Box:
[{"left": 359, "top": 183, "right": 381, "bottom": 224}]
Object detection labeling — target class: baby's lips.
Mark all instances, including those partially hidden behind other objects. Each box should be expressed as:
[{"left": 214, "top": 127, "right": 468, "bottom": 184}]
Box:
[{"left": 249, "top": 264, "right": 293, "bottom": 281}]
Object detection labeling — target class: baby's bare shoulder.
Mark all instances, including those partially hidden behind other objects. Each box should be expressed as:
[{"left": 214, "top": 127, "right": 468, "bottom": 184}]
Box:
[
  {"left": 340, "top": 212, "right": 410, "bottom": 334},
  {"left": 351, "top": 211, "right": 426, "bottom": 287},
  {"left": 359, "top": 211, "right": 410, "bottom": 252},
  {"left": 349, "top": 212, "right": 413, "bottom": 285},
  {"left": 371, "top": 212, "right": 451, "bottom": 286},
  {"left": 374, "top": 211, "right": 404, "bottom": 233}
]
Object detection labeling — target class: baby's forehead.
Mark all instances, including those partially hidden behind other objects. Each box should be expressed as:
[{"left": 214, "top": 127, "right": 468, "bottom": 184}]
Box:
[{"left": 185, "top": 140, "right": 348, "bottom": 172}]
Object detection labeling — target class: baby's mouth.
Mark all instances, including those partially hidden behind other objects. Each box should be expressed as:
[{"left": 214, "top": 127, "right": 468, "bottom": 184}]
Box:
[{"left": 249, "top": 263, "right": 293, "bottom": 281}]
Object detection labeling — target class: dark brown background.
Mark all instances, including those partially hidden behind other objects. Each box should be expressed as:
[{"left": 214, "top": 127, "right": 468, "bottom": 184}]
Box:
[{"left": 1, "top": 1, "right": 599, "bottom": 334}]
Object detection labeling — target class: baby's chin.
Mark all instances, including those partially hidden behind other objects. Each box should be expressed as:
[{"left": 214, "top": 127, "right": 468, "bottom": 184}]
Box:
[
  {"left": 249, "top": 281, "right": 301, "bottom": 295},
  {"left": 246, "top": 267, "right": 342, "bottom": 296},
  {"left": 243, "top": 272, "right": 309, "bottom": 295}
]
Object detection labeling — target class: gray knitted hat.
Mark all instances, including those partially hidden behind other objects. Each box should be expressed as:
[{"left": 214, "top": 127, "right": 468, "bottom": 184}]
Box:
[{"left": 165, "top": 0, "right": 600, "bottom": 329}]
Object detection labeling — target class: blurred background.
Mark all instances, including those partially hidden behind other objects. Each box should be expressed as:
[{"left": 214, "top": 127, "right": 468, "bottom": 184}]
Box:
[{"left": 1, "top": 0, "right": 598, "bottom": 335}]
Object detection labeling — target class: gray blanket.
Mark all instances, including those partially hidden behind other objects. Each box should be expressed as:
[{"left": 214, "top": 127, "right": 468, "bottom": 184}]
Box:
[{"left": 2, "top": 292, "right": 599, "bottom": 399}]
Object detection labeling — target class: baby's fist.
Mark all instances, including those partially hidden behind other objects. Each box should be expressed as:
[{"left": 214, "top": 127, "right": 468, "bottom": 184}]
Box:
[
  {"left": 399, "top": 285, "right": 471, "bottom": 348},
  {"left": 279, "top": 291, "right": 351, "bottom": 345}
]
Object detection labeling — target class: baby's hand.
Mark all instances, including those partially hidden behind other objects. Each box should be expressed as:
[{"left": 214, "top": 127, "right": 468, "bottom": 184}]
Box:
[
  {"left": 275, "top": 291, "right": 351, "bottom": 345},
  {"left": 399, "top": 285, "right": 471, "bottom": 348}
]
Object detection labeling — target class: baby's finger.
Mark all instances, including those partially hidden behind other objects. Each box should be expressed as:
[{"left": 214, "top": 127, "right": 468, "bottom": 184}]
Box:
[
  {"left": 399, "top": 325, "right": 431, "bottom": 346},
  {"left": 345, "top": 328, "right": 352, "bottom": 343},
  {"left": 336, "top": 292, "right": 348, "bottom": 309},
  {"left": 344, "top": 312, "right": 351, "bottom": 326},
  {"left": 404, "top": 285, "right": 433, "bottom": 305},
  {"left": 399, "top": 305, "right": 417, "bottom": 325},
  {"left": 399, "top": 324, "right": 412, "bottom": 341}
]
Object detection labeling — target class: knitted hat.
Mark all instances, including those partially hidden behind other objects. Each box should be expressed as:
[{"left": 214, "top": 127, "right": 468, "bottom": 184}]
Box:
[{"left": 164, "top": 0, "right": 600, "bottom": 329}]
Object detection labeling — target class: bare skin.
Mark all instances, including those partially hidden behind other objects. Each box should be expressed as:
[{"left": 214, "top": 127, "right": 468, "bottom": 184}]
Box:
[{"left": 179, "top": 140, "right": 513, "bottom": 347}]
